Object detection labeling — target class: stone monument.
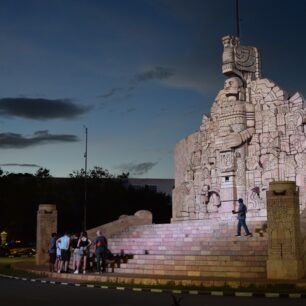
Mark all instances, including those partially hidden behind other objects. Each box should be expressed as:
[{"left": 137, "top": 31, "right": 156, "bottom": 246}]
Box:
[
  {"left": 173, "top": 36, "right": 306, "bottom": 222},
  {"left": 266, "top": 181, "right": 304, "bottom": 279},
  {"left": 36, "top": 204, "right": 57, "bottom": 265}
]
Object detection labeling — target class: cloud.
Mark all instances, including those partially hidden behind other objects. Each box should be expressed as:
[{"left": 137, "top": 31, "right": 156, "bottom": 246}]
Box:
[
  {"left": 0, "top": 97, "right": 91, "bottom": 120},
  {"left": 116, "top": 161, "right": 158, "bottom": 176},
  {"left": 134, "top": 66, "right": 175, "bottom": 82},
  {"left": 98, "top": 66, "right": 175, "bottom": 106},
  {"left": 0, "top": 163, "right": 41, "bottom": 168},
  {"left": 0, "top": 130, "right": 79, "bottom": 149},
  {"left": 99, "top": 88, "right": 121, "bottom": 99}
]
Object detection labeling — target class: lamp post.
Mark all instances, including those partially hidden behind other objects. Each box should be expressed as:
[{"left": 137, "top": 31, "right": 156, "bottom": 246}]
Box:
[
  {"left": 236, "top": 0, "right": 240, "bottom": 38},
  {"left": 83, "top": 126, "right": 88, "bottom": 230}
]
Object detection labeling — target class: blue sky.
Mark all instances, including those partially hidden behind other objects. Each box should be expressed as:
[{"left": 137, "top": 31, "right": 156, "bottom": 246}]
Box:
[{"left": 0, "top": 0, "right": 305, "bottom": 178}]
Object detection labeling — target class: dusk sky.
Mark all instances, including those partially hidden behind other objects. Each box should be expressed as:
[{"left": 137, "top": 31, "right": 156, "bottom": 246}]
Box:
[{"left": 0, "top": 0, "right": 305, "bottom": 178}]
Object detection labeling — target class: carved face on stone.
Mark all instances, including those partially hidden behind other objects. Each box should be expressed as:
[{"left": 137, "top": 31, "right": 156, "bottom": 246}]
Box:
[
  {"left": 224, "top": 77, "right": 243, "bottom": 96},
  {"left": 222, "top": 36, "right": 239, "bottom": 48}
]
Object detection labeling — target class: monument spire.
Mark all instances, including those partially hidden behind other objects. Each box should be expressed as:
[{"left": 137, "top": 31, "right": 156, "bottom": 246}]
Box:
[{"left": 236, "top": 0, "right": 240, "bottom": 38}]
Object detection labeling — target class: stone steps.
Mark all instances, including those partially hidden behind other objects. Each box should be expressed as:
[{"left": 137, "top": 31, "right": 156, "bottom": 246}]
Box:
[
  {"left": 112, "top": 252, "right": 267, "bottom": 278},
  {"left": 114, "top": 263, "right": 266, "bottom": 278},
  {"left": 115, "top": 230, "right": 263, "bottom": 239},
  {"left": 109, "top": 248, "right": 267, "bottom": 255},
  {"left": 112, "top": 269, "right": 266, "bottom": 279},
  {"left": 109, "top": 237, "right": 266, "bottom": 243},
  {"left": 113, "top": 221, "right": 267, "bottom": 239},
  {"left": 124, "top": 258, "right": 266, "bottom": 267},
  {"left": 110, "top": 251, "right": 266, "bottom": 256},
  {"left": 109, "top": 237, "right": 268, "bottom": 256},
  {"left": 132, "top": 254, "right": 267, "bottom": 261},
  {"left": 108, "top": 220, "right": 268, "bottom": 279},
  {"left": 119, "top": 262, "right": 266, "bottom": 272}
]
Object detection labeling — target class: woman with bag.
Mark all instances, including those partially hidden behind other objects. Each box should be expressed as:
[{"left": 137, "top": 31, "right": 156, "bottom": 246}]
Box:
[{"left": 74, "top": 231, "right": 92, "bottom": 274}]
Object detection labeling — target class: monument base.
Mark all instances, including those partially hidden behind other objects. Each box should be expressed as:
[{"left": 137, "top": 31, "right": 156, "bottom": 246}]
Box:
[
  {"left": 267, "top": 259, "right": 304, "bottom": 280},
  {"left": 36, "top": 204, "right": 57, "bottom": 265}
]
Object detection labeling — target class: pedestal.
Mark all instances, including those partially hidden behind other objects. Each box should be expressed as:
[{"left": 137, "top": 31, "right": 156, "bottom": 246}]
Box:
[
  {"left": 36, "top": 204, "right": 57, "bottom": 265},
  {"left": 266, "top": 181, "right": 304, "bottom": 279}
]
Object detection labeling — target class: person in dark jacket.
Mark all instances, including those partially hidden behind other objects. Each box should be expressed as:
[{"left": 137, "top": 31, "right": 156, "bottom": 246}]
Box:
[
  {"left": 232, "top": 198, "right": 252, "bottom": 237},
  {"left": 94, "top": 230, "right": 108, "bottom": 273}
]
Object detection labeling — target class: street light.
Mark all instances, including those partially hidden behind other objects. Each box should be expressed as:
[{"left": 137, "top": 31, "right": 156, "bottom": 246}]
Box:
[{"left": 83, "top": 125, "right": 88, "bottom": 230}]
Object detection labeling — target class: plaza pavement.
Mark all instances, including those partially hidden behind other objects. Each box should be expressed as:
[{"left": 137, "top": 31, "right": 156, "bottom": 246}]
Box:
[{"left": 11, "top": 260, "right": 306, "bottom": 293}]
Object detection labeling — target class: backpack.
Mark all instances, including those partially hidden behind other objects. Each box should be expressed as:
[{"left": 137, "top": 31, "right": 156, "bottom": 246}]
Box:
[{"left": 96, "top": 236, "right": 107, "bottom": 248}]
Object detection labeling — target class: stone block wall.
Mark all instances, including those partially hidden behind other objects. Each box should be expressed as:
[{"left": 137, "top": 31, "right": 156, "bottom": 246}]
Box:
[
  {"left": 266, "top": 182, "right": 304, "bottom": 279},
  {"left": 36, "top": 204, "right": 57, "bottom": 265},
  {"left": 87, "top": 210, "right": 152, "bottom": 241}
]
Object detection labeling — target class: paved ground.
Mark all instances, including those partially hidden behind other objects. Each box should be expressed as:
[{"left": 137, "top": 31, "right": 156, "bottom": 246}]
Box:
[
  {"left": 13, "top": 260, "right": 306, "bottom": 290},
  {"left": 1, "top": 276, "right": 306, "bottom": 306}
]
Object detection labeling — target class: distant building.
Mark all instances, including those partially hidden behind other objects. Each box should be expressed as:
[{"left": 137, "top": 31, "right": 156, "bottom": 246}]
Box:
[{"left": 127, "top": 178, "right": 174, "bottom": 197}]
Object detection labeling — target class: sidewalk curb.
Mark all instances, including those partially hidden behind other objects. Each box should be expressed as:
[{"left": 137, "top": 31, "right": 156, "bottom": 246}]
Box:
[{"left": 1, "top": 273, "right": 306, "bottom": 299}]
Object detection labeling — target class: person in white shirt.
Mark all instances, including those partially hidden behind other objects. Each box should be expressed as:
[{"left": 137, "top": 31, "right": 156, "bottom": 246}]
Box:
[{"left": 56, "top": 232, "right": 70, "bottom": 273}]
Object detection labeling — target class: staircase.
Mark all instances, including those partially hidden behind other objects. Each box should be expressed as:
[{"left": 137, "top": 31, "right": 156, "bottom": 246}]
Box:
[{"left": 108, "top": 220, "right": 268, "bottom": 279}]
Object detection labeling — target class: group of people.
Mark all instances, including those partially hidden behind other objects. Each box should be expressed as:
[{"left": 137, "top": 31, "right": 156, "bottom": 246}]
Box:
[{"left": 48, "top": 230, "right": 108, "bottom": 274}]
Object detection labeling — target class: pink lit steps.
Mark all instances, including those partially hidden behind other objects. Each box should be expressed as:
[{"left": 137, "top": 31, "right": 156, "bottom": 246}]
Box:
[{"left": 108, "top": 220, "right": 268, "bottom": 279}]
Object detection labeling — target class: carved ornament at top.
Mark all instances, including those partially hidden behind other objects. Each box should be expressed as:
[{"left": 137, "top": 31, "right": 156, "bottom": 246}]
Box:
[{"left": 222, "top": 35, "right": 261, "bottom": 81}]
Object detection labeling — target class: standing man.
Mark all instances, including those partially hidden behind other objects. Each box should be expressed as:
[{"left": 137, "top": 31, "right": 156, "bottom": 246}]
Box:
[
  {"left": 94, "top": 230, "right": 108, "bottom": 273},
  {"left": 232, "top": 198, "right": 252, "bottom": 237},
  {"left": 56, "top": 232, "right": 70, "bottom": 273}
]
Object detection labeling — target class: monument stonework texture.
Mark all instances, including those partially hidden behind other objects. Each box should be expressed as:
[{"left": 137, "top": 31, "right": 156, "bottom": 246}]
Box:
[
  {"left": 36, "top": 204, "right": 57, "bottom": 265},
  {"left": 266, "top": 181, "right": 304, "bottom": 279},
  {"left": 173, "top": 36, "right": 306, "bottom": 222}
]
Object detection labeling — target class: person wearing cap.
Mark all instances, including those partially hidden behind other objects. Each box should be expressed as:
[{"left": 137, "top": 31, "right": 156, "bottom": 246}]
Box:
[{"left": 232, "top": 198, "right": 252, "bottom": 237}]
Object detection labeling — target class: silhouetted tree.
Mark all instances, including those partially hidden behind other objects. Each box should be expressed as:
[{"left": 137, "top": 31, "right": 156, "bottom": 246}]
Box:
[
  {"left": 0, "top": 167, "right": 171, "bottom": 243},
  {"left": 69, "top": 166, "right": 129, "bottom": 179},
  {"left": 35, "top": 167, "right": 52, "bottom": 178}
]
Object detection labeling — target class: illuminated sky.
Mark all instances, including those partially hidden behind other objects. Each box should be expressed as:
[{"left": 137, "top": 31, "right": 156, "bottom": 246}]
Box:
[{"left": 0, "top": 0, "right": 305, "bottom": 178}]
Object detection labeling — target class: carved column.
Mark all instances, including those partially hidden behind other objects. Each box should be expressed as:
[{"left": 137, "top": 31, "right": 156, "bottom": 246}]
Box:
[
  {"left": 219, "top": 150, "right": 236, "bottom": 216},
  {"left": 36, "top": 204, "right": 57, "bottom": 265},
  {"left": 266, "top": 181, "right": 304, "bottom": 279}
]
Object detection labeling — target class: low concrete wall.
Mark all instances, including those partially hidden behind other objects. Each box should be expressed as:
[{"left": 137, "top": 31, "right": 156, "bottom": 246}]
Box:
[{"left": 87, "top": 210, "right": 152, "bottom": 241}]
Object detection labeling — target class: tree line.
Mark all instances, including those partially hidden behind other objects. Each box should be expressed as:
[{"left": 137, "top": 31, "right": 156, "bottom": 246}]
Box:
[{"left": 0, "top": 167, "right": 172, "bottom": 243}]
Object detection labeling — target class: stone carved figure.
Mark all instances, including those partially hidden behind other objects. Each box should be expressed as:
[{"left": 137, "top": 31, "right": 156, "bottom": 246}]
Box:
[
  {"left": 173, "top": 35, "right": 306, "bottom": 222},
  {"left": 222, "top": 35, "right": 260, "bottom": 82},
  {"left": 207, "top": 191, "right": 221, "bottom": 213}
]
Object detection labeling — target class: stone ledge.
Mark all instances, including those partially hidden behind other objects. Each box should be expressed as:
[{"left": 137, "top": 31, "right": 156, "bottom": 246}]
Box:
[
  {"left": 2, "top": 273, "right": 306, "bottom": 299},
  {"left": 11, "top": 261, "right": 306, "bottom": 290}
]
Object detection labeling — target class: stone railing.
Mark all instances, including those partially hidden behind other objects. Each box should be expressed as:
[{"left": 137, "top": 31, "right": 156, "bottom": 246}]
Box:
[{"left": 87, "top": 210, "right": 152, "bottom": 242}]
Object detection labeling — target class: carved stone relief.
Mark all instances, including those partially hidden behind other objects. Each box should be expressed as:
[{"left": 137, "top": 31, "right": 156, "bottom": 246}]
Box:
[
  {"left": 220, "top": 151, "right": 234, "bottom": 172},
  {"left": 286, "top": 112, "right": 303, "bottom": 131},
  {"left": 173, "top": 35, "right": 306, "bottom": 223}
]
